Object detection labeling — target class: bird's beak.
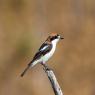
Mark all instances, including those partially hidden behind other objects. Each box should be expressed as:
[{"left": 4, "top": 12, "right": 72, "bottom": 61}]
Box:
[{"left": 60, "top": 37, "right": 64, "bottom": 40}]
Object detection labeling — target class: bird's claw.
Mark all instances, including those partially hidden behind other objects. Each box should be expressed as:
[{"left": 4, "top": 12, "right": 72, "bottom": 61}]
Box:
[{"left": 43, "top": 65, "right": 52, "bottom": 71}]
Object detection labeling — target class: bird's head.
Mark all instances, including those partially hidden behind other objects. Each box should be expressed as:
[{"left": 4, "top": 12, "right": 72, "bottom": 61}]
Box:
[{"left": 46, "top": 33, "right": 64, "bottom": 44}]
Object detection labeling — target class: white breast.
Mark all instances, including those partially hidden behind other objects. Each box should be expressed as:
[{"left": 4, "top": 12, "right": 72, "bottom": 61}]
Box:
[{"left": 42, "top": 39, "right": 59, "bottom": 63}]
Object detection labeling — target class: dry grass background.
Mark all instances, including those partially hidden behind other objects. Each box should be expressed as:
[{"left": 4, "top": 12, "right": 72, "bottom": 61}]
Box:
[{"left": 0, "top": 0, "right": 95, "bottom": 95}]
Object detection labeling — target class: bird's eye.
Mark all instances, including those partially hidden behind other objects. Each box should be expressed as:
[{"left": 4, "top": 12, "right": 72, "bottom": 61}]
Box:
[
  {"left": 50, "top": 36, "right": 57, "bottom": 41},
  {"left": 55, "top": 35, "right": 58, "bottom": 39}
]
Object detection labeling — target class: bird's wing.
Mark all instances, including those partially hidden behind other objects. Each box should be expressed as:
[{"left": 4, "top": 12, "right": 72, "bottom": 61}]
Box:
[
  {"left": 28, "top": 43, "right": 52, "bottom": 66},
  {"left": 21, "top": 43, "right": 52, "bottom": 77},
  {"left": 39, "top": 43, "right": 50, "bottom": 51}
]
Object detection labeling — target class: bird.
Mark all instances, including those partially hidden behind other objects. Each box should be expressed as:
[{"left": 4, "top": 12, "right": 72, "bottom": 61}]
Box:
[{"left": 21, "top": 33, "right": 64, "bottom": 77}]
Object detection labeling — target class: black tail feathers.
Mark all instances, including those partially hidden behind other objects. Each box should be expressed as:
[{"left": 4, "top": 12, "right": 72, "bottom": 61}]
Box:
[{"left": 21, "top": 66, "right": 30, "bottom": 77}]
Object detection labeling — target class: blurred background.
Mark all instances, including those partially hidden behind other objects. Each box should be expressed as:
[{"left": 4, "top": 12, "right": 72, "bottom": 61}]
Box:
[{"left": 0, "top": 0, "right": 95, "bottom": 95}]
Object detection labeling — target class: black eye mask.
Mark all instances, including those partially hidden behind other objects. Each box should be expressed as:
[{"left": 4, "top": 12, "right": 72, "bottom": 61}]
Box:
[{"left": 50, "top": 36, "right": 58, "bottom": 41}]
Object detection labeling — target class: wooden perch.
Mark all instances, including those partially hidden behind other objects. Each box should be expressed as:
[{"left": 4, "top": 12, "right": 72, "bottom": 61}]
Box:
[{"left": 43, "top": 67, "right": 63, "bottom": 95}]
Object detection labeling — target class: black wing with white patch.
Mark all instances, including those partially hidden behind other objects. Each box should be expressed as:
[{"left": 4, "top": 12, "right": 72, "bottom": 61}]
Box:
[
  {"left": 28, "top": 43, "right": 52, "bottom": 66},
  {"left": 20, "top": 42, "right": 52, "bottom": 77},
  {"left": 39, "top": 43, "right": 50, "bottom": 51}
]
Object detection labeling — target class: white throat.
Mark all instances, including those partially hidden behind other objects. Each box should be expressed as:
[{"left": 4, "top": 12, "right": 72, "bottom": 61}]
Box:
[
  {"left": 51, "top": 39, "right": 59, "bottom": 53},
  {"left": 39, "top": 39, "right": 59, "bottom": 63},
  {"left": 51, "top": 39, "right": 59, "bottom": 46}
]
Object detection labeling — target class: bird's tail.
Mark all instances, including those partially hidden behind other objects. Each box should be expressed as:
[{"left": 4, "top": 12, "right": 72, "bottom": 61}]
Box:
[
  {"left": 20, "top": 65, "right": 30, "bottom": 77},
  {"left": 20, "top": 60, "right": 38, "bottom": 77}
]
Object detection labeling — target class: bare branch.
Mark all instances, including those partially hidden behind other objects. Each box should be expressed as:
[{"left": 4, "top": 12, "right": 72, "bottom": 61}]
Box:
[{"left": 43, "top": 67, "right": 63, "bottom": 95}]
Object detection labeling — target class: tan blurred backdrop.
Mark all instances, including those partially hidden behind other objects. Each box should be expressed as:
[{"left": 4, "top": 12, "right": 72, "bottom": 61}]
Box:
[{"left": 0, "top": 0, "right": 95, "bottom": 95}]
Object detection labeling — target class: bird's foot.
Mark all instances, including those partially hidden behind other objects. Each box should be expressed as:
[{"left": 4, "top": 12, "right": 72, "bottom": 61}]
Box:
[
  {"left": 44, "top": 66, "right": 51, "bottom": 71},
  {"left": 41, "top": 63, "right": 52, "bottom": 71}
]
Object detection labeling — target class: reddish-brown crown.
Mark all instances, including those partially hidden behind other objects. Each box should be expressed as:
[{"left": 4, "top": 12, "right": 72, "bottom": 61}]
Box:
[{"left": 50, "top": 33, "right": 58, "bottom": 37}]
